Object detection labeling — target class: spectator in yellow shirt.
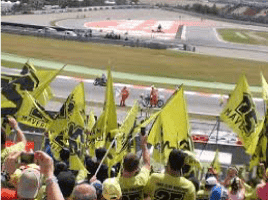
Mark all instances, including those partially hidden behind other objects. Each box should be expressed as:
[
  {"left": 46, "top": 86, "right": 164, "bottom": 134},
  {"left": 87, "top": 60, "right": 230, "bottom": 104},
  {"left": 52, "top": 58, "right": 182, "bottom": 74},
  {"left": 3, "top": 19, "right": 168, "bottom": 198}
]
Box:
[
  {"left": 144, "top": 149, "right": 196, "bottom": 200},
  {"left": 118, "top": 132, "right": 150, "bottom": 200}
]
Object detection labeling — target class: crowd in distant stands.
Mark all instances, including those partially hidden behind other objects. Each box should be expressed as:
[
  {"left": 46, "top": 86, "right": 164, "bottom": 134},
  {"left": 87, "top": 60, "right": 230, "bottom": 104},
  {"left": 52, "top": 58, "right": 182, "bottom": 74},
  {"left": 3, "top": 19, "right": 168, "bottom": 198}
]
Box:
[{"left": 1, "top": 116, "right": 268, "bottom": 200}]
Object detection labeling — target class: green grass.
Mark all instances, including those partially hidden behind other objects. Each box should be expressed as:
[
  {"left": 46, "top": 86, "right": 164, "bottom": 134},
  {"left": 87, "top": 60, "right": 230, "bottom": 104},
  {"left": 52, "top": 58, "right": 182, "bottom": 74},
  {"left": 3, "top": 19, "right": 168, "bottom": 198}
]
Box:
[
  {"left": 217, "top": 28, "right": 268, "bottom": 46},
  {"left": 1, "top": 33, "right": 268, "bottom": 94},
  {"left": 256, "top": 32, "right": 268, "bottom": 40}
]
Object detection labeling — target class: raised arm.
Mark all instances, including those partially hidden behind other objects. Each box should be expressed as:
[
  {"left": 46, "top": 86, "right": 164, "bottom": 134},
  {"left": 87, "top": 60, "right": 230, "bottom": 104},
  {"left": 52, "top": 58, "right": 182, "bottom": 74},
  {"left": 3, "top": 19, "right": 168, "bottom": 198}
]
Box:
[
  {"left": 140, "top": 133, "right": 150, "bottom": 170},
  {"left": 35, "top": 151, "right": 65, "bottom": 200},
  {"left": 8, "top": 117, "right": 26, "bottom": 145}
]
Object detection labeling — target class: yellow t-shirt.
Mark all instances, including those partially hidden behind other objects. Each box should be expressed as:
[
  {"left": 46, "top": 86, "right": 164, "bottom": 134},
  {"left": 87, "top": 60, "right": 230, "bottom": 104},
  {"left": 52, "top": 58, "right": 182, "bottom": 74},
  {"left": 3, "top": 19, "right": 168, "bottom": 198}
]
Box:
[
  {"left": 144, "top": 173, "right": 196, "bottom": 200},
  {"left": 1, "top": 141, "right": 26, "bottom": 163},
  {"left": 196, "top": 189, "right": 209, "bottom": 200},
  {"left": 244, "top": 182, "right": 258, "bottom": 200},
  {"left": 119, "top": 166, "right": 150, "bottom": 200}
]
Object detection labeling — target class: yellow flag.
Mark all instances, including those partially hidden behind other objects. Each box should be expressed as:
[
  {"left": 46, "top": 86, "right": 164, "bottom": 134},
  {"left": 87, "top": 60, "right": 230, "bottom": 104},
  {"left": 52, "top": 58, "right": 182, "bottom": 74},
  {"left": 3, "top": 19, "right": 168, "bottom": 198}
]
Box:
[
  {"left": 116, "top": 101, "right": 139, "bottom": 152},
  {"left": 106, "top": 101, "right": 139, "bottom": 168},
  {"left": 32, "top": 65, "right": 66, "bottom": 106},
  {"left": 1, "top": 73, "right": 24, "bottom": 116},
  {"left": 20, "top": 61, "right": 54, "bottom": 106},
  {"left": 220, "top": 75, "right": 262, "bottom": 155},
  {"left": 20, "top": 61, "right": 37, "bottom": 74},
  {"left": 15, "top": 91, "right": 53, "bottom": 129},
  {"left": 250, "top": 109, "right": 268, "bottom": 169},
  {"left": 69, "top": 154, "right": 89, "bottom": 181},
  {"left": 261, "top": 72, "right": 268, "bottom": 102},
  {"left": 1, "top": 62, "right": 62, "bottom": 107},
  {"left": 1, "top": 96, "right": 16, "bottom": 108},
  {"left": 148, "top": 86, "right": 191, "bottom": 163},
  {"left": 211, "top": 149, "right": 221, "bottom": 174},
  {"left": 49, "top": 82, "right": 86, "bottom": 160},
  {"left": 93, "top": 66, "right": 118, "bottom": 148},
  {"left": 1, "top": 73, "right": 19, "bottom": 109},
  {"left": 184, "top": 150, "right": 202, "bottom": 169},
  {"left": 87, "top": 111, "right": 96, "bottom": 133},
  {"left": 132, "top": 111, "right": 161, "bottom": 135}
]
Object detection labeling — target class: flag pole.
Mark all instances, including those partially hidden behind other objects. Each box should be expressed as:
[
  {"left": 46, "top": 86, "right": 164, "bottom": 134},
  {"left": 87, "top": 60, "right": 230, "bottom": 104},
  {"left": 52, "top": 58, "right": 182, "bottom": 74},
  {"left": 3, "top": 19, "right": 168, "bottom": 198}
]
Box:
[
  {"left": 216, "top": 116, "right": 220, "bottom": 149},
  {"left": 264, "top": 100, "right": 266, "bottom": 116},
  {"left": 198, "top": 117, "right": 218, "bottom": 159},
  {"left": 94, "top": 139, "right": 116, "bottom": 177}
]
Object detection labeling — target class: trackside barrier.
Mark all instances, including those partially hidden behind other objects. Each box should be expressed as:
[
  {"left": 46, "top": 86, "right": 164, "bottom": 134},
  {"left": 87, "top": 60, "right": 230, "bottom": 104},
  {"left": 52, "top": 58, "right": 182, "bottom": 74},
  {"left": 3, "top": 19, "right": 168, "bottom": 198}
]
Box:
[
  {"left": 1, "top": 22, "right": 194, "bottom": 50},
  {"left": 33, "top": 4, "right": 157, "bottom": 15}
]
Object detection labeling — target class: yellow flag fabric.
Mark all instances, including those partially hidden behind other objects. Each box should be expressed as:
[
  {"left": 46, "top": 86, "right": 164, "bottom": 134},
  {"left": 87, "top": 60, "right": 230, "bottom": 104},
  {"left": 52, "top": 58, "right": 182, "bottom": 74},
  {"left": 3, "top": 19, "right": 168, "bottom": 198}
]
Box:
[
  {"left": 1, "top": 73, "right": 22, "bottom": 111},
  {"left": 184, "top": 150, "right": 202, "bottom": 169},
  {"left": 49, "top": 82, "right": 86, "bottom": 160},
  {"left": 69, "top": 154, "right": 89, "bottom": 181},
  {"left": 93, "top": 66, "right": 118, "bottom": 149},
  {"left": 148, "top": 86, "right": 191, "bottom": 164},
  {"left": 20, "top": 61, "right": 53, "bottom": 106},
  {"left": 21, "top": 61, "right": 37, "bottom": 74},
  {"left": 211, "top": 149, "right": 221, "bottom": 174},
  {"left": 220, "top": 75, "right": 262, "bottom": 155},
  {"left": 106, "top": 101, "right": 139, "bottom": 168},
  {"left": 87, "top": 111, "right": 96, "bottom": 133},
  {"left": 261, "top": 72, "right": 268, "bottom": 102},
  {"left": 31, "top": 66, "right": 65, "bottom": 106},
  {"left": 1, "top": 96, "right": 16, "bottom": 108},
  {"left": 1, "top": 73, "right": 18, "bottom": 109},
  {"left": 15, "top": 91, "right": 53, "bottom": 129},
  {"left": 132, "top": 111, "right": 161, "bottom": 135},
  {"left": 116, "top": 101, "right": 139, "bottom": 153},
  {"left": 250, "top": 113, "right": 267, "bottom": 169},
  {"left": 1, "top": 62, "right": 62, "bottom": 107},
  {"left": 1, "top": 64, "right": 63, "bottom": 119}
]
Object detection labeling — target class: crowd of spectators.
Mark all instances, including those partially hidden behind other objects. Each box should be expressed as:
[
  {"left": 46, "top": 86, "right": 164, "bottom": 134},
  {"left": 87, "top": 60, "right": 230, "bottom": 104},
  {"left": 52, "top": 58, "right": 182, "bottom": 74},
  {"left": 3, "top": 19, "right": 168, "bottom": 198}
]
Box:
[{"left": 1, "top": 117, "right": 268, "bottom": 200}]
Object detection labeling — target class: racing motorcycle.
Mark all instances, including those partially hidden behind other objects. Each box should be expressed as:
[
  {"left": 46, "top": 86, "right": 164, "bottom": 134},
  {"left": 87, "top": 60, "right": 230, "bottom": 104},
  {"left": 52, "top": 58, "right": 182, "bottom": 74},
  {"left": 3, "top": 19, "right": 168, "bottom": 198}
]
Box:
[
  {"left": 139, "top": 94, "right": 165, "bottom": 108},
  {"left": 93, "top": 77, "right": 107, "bottom": 86}
]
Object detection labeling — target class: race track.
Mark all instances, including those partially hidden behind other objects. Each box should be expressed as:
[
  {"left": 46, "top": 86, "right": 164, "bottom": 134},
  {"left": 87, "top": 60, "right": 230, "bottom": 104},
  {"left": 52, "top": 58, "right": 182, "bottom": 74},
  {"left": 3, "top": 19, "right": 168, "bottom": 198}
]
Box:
[{"left": 2, "top": 8, "right": 268, "bottom": 61}]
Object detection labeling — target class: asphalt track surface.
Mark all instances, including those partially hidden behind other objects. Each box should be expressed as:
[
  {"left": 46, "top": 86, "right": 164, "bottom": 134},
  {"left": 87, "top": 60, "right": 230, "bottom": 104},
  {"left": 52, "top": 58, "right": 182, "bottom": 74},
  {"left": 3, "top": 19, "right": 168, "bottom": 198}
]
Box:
[
  {"left": 1, "top": 53, "right": 265, "bottom": 119},
  {"left": 2, "top": 8, "right": 268, "bottom": 62}
]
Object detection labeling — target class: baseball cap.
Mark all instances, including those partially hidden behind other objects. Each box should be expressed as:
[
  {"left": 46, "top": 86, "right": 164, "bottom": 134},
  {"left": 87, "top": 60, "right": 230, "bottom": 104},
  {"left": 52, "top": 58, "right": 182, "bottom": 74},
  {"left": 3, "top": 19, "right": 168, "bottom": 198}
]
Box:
[
  {"left": 17, "top": 168, "right": 41, "bottom": 199},
  {"left": 102, "top": 178, "right": 122, "bottom": 200},
  {"left": 228, "top": 165, "right": 238, "bottom": 174},
  {"left": 205, "top": 177, "right": 217, "bottom": 186},
  {"left": 91, "top": 180, "right": 103, "bottom": 196}
]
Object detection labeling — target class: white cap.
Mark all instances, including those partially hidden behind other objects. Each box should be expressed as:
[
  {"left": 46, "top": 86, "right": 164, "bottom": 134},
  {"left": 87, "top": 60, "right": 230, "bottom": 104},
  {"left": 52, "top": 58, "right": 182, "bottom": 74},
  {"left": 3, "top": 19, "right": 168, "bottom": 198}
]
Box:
[{"left": 205, "top": 177, "right": 217, "bottom": 186}]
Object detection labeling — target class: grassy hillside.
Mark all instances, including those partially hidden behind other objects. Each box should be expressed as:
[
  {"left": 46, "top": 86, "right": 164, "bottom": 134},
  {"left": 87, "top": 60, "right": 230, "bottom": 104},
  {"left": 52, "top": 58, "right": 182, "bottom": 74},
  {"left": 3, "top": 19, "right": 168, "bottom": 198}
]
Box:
[{"left": 2, "top": 33, "right": 268, "bottom": 91}]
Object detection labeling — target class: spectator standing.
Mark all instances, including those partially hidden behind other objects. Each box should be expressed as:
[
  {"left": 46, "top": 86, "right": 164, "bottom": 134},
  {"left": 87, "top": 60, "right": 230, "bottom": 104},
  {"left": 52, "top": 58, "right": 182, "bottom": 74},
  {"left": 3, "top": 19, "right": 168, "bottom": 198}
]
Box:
[
  {"left": 222, "top": 166, "right": 238, "bottom": 188},
  {"left": 72, "top": 183, "right": 97, "bottom": 200},
  {"left": 120, "top": 86, "right": 129, "bottom": 107},
  {"left": 256, "top": 164, "right": 268, "bottom": 199},
  {"left": 118, "top": 133, "right": 150, "bottom": 200},
  {"left": 228, "top": 177, "right": 245, "bottom": 200},
  {"left": 57, "top": 171, "right": 76, "bottom": 199},
  {"left": 205, "top": 177, "right": 229, "bottom": 200},
  {"left": 2, "top": 151, "right": 65, "bottom": 200},
  {"left": 85, "top": 148, "right": 112, "bottom": 183},
  {"left": 144, "top": 149, "right": 196, "bottom": 200},
  {"left": 102, "top": 178, "right": 122, "bottom": 200}
]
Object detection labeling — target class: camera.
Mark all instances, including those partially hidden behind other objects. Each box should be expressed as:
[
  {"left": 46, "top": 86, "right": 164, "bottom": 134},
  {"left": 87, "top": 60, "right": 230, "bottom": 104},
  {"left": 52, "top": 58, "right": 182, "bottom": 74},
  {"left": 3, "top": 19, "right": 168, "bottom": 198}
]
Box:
[
  {"left": 20, "top": 152, "right": 35, "bottom": 164},
  {"left": 0, "top": 171, "right": 9, "bottom": 187}
]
